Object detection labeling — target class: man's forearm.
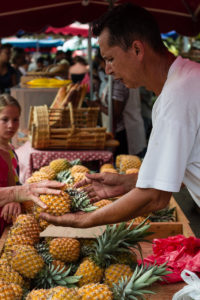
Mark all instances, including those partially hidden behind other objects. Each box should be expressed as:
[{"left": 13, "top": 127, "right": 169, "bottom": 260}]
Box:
[{"left": 82, "top": 188, "right": 172, "bottom": 227}]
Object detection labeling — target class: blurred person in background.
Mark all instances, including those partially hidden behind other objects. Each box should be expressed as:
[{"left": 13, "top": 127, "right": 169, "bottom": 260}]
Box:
[
  {"left": 11, "top": 47, "right": 26, "bottom": 84},
  {"left": 0, "top": 44, "right": 17, "bottom": 94},
  {"left": 68, "top": 56, "right": 89, "bottom": 84}
]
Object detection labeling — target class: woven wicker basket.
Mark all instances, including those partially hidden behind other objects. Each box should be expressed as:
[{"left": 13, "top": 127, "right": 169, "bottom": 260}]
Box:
[{"left": 29, "top": 105, "right": 106, "bottom": 150}]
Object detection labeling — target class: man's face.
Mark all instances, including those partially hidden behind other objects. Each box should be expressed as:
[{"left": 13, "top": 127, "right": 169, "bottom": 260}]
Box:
[
  {"left": 0, "top": 48, "right": 11, "bottom": 63},
  {"left": 99, "top": 29, "right": 143, "bottom": 89}
]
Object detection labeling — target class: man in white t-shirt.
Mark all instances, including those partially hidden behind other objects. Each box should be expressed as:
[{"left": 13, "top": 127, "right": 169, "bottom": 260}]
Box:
[{"left": 40, "top": 4, "right": 200, "bottom": 228}]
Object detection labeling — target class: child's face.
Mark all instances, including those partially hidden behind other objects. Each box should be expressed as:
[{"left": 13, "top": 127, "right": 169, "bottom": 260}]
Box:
[{"left": 0, "top": 105, "right": 20, "bottom": 141}]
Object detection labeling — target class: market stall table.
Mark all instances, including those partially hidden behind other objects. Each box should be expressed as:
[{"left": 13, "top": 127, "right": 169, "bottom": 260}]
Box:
[
  {"left": 16, "top": 141, "right": 113, "bottom": 183},
  {"left": 11, "top": 86, "right": 58, "bottom": 130}
]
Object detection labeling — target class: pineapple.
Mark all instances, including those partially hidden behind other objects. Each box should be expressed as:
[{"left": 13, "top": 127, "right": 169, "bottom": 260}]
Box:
[
  {"left": 0, "top": 264, "right": 24, "bottom": 287},
  {"left": 125, "top": 168, "right": 139, "bottom": 174},
  {"left": 56, "top": 169, "right": 73, "bottom": 184},
  {"left": 34, "top": 191, "right": 71, "bottom": 230},
  {"left": 26, "top": 289, "right": 50, "bottom": 300},
  {"left": 10, "top": 244, "right": 44, "bottom": 279},
  {"left": 49, "top": 158, "right": 71, "bottom": 174},
  {"left": 35, "top": 241, "right": 53, "bottom": 264},
  {"left": 49, "top": 286, "right": 81, "bottom": 299},
  {"left": 104, "top": 264, "right": 133, "bottom": 289},
  {"left": 39, "top": 166, "right": 56, "bottom": 179},
  {"left": 101, "top": 168, "right": 118, "bottom": 174},
  {"left": 0, "top": 281, "right": 16, "bottom": 299},
  {"left": 4, "top": 234, "right": 35, "bottom": 252},
  {"left": 112, "top": 263, "right": 171, "bottom": 300},
  {"left": 70, "top": 165, "right": 89, "bottom": 175},
  {"left": 49, "top": 237, "right": 80, "bottom": 263},
  {"left": 78, "top": 283, "right": 113, "bottom": 300},
  {"left": 111, "top": 251, "right": 137, "bottom": 267},
  {"left": 67, "top": 188, "right": 96, "bottom": 212},
  {"left": 74, "top": 221, "right": 152, "bottom": 287},
  {"left": 10, "top": 214, "right": 40, "bottom": 243},
  {"left": 26, "top": 172, "right": 50, "bottom": 183},
  {"left": 10, "top": 283, "right": 23, "bottom": 300},
  {"left": 100, "top": 164, "right": 115, "bottom": 172},
  {"left": 73, "top": 172, "right": 86, "bottom": 183},
  {"left": 119, "top": 155, "right": 142, "bottom": 173},
  {"left": 94, "top": 199, "right": 113, "bottom": 209},
  {"left": 32, "top": 262, "right": 80, "bottom": 289},
  {"left": 115, "top": 154, "right": 127, "bottom": 169}
]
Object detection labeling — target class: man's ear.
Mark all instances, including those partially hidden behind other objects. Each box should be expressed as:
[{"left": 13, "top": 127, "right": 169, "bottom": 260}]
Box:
[{"left": 132, "top": 40, "right": 144, "bottom": 60}]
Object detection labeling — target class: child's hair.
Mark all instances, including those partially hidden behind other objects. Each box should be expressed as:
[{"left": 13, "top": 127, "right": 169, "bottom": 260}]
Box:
[{"left": 0, "top": 94, "right": 21, "bottom": 115}]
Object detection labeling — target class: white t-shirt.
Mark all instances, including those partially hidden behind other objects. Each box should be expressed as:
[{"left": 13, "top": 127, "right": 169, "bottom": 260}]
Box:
[{"left": 136, "top": 56, "right": 200, "bottom": 206}]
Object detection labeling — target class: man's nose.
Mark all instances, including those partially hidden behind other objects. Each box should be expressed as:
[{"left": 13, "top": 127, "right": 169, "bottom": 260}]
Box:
[{"left": 105, "top": 63, "right": 113, "bottom": 75}]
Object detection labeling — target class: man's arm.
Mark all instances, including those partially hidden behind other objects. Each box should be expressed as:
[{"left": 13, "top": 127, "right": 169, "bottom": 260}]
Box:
[{"left": 40, "top": 187, "right": 172, "bottom": 228}]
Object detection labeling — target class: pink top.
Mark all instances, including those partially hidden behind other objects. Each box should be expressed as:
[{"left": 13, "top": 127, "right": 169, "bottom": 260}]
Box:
[{"left": 0, "top": 155, "right": 9, "bottom": 187}]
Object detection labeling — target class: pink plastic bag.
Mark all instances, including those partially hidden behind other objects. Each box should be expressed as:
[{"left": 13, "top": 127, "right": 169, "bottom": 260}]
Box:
[{"left": 138, "top": 235, "right": 200, "bottom": 283}]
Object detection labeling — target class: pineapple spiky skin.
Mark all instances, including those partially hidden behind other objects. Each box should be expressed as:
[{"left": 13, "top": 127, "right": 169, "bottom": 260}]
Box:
[
  {"left": 10, "top": 283, "right": 23, "bottom": 300},
  {"left": 26, "top": 172, "right": 49, "bottom": 183},
  {"left": 49, "top": 286, "right": 81, "bottom": 299},
  {"left": 34, "top": 191, "right": 71, "bottom": 229},
  {"left": 101, "top": 168, "right": 118, "bottom": 174},
  {"left": 70, "top": 165, "right": 89, "bottom": 175},
  {"left": 10, "top": 245, "right": 44, "bottom": 279},
  {"left": 26, "top": 289, "right": 50, "bottom": 299},
  {"left": 111, "top": 252, "right": 137, "bottom": 267},
  {"left": 78, "top": 283, "right": 113, "bottom": 300},
  {"left": 73, "top": 172, "right": 86, "bottom": 183},
  {"left": 94, "top": 199, "right": 113, "bottom": 209},
  {"left": 104, "top": 264, "right": 133, "bottom": 289},
  {"left": 0, "top": 264, "right": 24, "bottom": 287},
  {"left": 49, "top": 158, "right": 71, "bottom": 174},
  {"left": 49, "top": 238, "right": 80, "bottom": 263},
  {"left": 39, "top": 166, "right": 56, "bottom": 179},
  {"left": 100, "top": 164, "right": 115, "bottom": 172},
  {"left": 10, "top": 214, "right": 40, "bottom": 243},
  {"left": 75, "top": 258, "right": 104, "bottom": 287},
  {"left": 4, "top": 234, "right": 35, "bottom": 252},
  {"left": 119, "top": 155, "right": 141, "bottom": 173},
  {"left": 125, "top": 168, "right": 139, "bottom": 174},
  {"left": 115, "top": 154, "right": 126, "bottom": 169},
  {"left": 0, "top": 281, "right": 16, "bottom": 299}
]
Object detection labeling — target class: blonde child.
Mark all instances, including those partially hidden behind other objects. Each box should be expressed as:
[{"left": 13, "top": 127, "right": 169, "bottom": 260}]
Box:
[{"left": 0, "top": 94, "right": 21, "bottom": 235}]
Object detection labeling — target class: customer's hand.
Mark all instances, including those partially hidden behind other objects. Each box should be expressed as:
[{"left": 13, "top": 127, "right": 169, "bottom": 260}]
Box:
[
  {"left": 13, "top": 181, "right": 65, "bottom": 208},
  {"left": 1, "top": 202, "right": 21, "bottom": 223},
  {"left": 74, "top": 172, "right": 137, "bottom": 202},
  {"left": 40, "top": 211, "right": 88, "bottom": 228}
]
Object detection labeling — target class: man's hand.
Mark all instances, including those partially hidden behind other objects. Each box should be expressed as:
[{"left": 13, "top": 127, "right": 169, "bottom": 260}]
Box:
[
  {"left": 13, "top": 181, "right": 65, "bottom": 208},
  {"left": 40, "top": 211, "right": 88, "bottom": 228},
  {"left": 1, "top": 202, "right": 21, "bottom": 223},
  {"left": 74, "top": 172, "right": 137, "bottom": 202}
]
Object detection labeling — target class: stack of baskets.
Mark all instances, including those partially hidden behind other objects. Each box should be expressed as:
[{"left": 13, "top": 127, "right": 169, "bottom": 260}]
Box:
[{"left": 28, "top": 104, "right": 106, "bottom": 150}]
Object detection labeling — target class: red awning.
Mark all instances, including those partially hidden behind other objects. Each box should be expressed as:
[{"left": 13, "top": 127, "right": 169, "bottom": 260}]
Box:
[
  {"left": 46, "top": 22, "right": 89, "bottom": 37},
  {"left": 0, "top": 0, "right": 200, "bottom": 38}
]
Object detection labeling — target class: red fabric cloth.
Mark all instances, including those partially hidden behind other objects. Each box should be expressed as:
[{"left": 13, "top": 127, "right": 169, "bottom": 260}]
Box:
[{"left": 139, "top": 235, "right": 200, "bottom": 283}]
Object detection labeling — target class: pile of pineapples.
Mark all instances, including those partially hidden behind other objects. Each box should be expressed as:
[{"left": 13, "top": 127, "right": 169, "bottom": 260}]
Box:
[{"left": 0, "top": 213, "right": 170, "bottom": 299}]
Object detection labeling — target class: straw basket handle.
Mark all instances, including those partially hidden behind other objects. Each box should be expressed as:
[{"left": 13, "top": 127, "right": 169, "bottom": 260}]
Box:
[{"left": 68, "top": 102, "right": 75, "bottom": 134}]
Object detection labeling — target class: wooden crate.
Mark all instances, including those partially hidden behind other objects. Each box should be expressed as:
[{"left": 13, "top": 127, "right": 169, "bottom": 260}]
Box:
[{"left": 28, "top": 105, "right": 106, "bottom": 150}]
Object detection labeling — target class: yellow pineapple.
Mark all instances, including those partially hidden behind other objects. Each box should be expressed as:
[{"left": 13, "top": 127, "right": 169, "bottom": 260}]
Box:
[
  {"left": 75, "top": 222, "right": 151, "bottom": 287},
  {"left": 39, "top": 166, "right": 56, "bottom": 179},
  {"left": 26, "top": 289, "right": 50, "bottom": 299},
  {"left": 10, "top": 214, "right": 40, "bottom": 243},
  {"left": 0, "top": 264, "right": 24, "bottom": 287},
  {"left": 78, "top": 283, "right": 113, "bottom": 299},
  {"left": 49, "top": 158, "right": 71, "bottom": 174},
  {"left": 49, "top": 286, "right": 81, "bottom": 299},
  {"left": 10, "top": 244, "right": 44, "bottom": 279},
  {"left": 94, "top": 199, "right": 113, "bottom": 209},
  {"left": 104, "top": 263, "right": 133, "bottom": 288},
  {"left": 115, "top": 154, "right": 127, "bottom": 169},
  {"left": 0, "top": 281, "right": 16, "bottom": 299},
  {"left": 73, "top": 172, "right": 86, "bottom": 183},
  {"left": 101, "top": 168, "right": 118, "bottom": 174},
  {"left": 119, "top": 155, "right": 141, "bottom": 173},
  {"left": 70, "top": 165, "right": 89, "bottom": 175},
  {"left": 10, "top": 283, "right": 23, "bottom": 300},
  {"left": 4, "top": 234, "right": 35, "bottom": 252},
  {"left": 26, "top": 172, "right": 49, "bottom": 183},
  {"left": 100, "top": 164, "right": 115, "bottom": 172},
  {"left": 49, "top": 238, "right": 80, "bottom": 263},
  {"left": 125, "top": 168, "right": 139, "bottom": 174},
  {"left": 34, "top": 191, "right": 71, "bottom": 230}
]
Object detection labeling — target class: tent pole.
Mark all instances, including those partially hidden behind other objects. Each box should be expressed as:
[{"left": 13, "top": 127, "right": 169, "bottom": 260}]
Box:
[{"left": 88, "top": 22, "right": 93, "bottom": 100}]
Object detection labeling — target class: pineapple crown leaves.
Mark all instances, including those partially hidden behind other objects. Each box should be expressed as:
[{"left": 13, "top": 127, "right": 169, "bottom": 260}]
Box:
[
  {"left": 112, "top": 262, "right": 171, "bottom": 300},
  {"left": 32, "top": 263, "right": 82, "bottom": 289},
  {"left": 56, "top": 170, "right": 73, "bottom": 184},
  {"left": 35, "top": 242, "right": 53, "bottom": 264},
  {"left": 149, "top": 207, "right": 176, "bottom": 222},
  {"left": 70, "top": 159, "right": 82, "bottom": 166},
  {"left": 67, "top": 188, "right": 97, "bottom": 212},
  {"left": 91, "top": 220, "right": 153, "bottom": 268}
]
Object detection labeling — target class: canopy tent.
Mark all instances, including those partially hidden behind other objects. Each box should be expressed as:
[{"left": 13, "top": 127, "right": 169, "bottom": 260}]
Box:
[
  {"left": 0, "top": 0, "right": 200, "bottom": 38},
  {"left": 1, "top": 37, "right": 64, "bottom": 48},
  {"left": 46, "top": 22, "right": 89, "bottom": 37}
]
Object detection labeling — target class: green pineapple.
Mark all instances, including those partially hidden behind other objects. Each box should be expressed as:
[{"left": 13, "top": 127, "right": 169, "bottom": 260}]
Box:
[{"left": 112, "top": 262, "right": 171, "bottom": 300}]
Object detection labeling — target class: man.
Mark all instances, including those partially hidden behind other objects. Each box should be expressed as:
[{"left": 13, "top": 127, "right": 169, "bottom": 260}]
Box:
[{"left": 40, "top": 3, "right": 200, "bottom": 228}]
